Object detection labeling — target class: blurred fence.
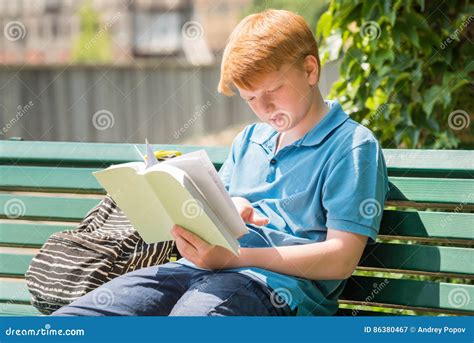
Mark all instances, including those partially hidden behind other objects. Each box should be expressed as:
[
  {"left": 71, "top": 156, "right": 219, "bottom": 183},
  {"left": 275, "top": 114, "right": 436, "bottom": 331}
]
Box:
[{"left": 0, "top": 62, "right": 338, "bottom": 144}]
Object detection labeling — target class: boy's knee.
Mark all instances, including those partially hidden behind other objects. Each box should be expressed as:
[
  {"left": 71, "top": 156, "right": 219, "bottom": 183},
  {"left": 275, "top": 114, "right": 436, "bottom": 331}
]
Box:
[
  {"left": 50, "top": 303, "right": 101, "bottom": 316},
  {"left": 169, "top": 272, "right": 277, "bottom": 316},
  {"left": 50, "top": 307, "right": 74, "bottom": 316}
]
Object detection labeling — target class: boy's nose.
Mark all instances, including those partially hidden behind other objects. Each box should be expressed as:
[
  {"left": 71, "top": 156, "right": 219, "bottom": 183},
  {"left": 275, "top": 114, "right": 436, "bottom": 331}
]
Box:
[
  {"left": 249, "top": 96, "right": 274, "bottom": 117},
  {"left": 260, "top": 98, "right": 275, "bottom": 114}
]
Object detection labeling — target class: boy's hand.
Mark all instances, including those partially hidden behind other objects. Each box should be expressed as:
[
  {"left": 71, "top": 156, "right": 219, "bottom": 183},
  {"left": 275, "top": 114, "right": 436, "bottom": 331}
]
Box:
[
  {"left": 171, "top": 225, "right": 240, "bottom": 270},
  {"left": 231, "top": 197, "right": 269, "bottom": 226}
]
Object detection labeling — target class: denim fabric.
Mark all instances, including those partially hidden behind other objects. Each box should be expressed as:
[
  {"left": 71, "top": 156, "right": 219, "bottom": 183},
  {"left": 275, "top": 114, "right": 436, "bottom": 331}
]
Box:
[{"left": 51, "top": 262, "right": 296, "bottom": 316}]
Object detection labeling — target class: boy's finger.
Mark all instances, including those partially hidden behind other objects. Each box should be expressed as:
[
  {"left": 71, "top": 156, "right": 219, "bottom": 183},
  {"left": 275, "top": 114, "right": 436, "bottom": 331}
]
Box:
[
  {"left": 250, "top": 213, "right": 269, "bottom": 226},
  {"left": 173, "top": 226, "right": 197, "bottom": 249},
  {"left": 174, "top": 235, "right": 197, "bottom": 257},
  {"left": 175, "top": 225, "right": 208, "bottom": 250}
]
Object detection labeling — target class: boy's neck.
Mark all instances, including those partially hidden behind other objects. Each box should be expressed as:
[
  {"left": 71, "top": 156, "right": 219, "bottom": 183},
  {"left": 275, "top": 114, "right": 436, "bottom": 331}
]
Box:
[{"left": 276, "top": 87, "right": 329, "bottom": 152}]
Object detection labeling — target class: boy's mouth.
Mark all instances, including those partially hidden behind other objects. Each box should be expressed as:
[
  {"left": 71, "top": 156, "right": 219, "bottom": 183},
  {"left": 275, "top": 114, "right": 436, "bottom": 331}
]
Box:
[
  {"left": 269, "top": 112, "right": 285, "bottom": 122},
  {"left": 269, "top": 113, "right": 282, "bottom": 121},
  {"left": 269, "top": 111, "right": 292, "bottom": 130}
]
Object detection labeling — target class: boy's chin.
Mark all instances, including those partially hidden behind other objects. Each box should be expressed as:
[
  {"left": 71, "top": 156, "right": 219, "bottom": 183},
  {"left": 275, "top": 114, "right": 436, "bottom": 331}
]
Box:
[
  {"left": 269, "top": 122, "right": 294, "bottom": 132},
  {"left": 272, "top": 127, "right": 289, "bottom": 133},
  {"left": 268, "top": 120, "right": 294, "bottom": 132}
]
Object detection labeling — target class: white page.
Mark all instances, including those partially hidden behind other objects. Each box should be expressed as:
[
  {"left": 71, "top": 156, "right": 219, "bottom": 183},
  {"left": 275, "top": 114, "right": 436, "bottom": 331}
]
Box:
[
  {"left": 144, "top": 138, "right": 159, "bottom": 169},
  {"left": 146, "top": 150, "right": 248, "bottom": 239},
  {"left": 143, "top": 164, "right": 239, "bottom": 254}
]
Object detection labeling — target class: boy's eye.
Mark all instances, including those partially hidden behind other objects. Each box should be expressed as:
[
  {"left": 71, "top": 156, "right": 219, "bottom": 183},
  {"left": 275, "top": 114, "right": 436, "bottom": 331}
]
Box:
[
  {"left": 268, "top": 85, "right": 282, "bottom": 94},
  {"left": 246, "top": 97, "right": 256, "bottom": 103}
]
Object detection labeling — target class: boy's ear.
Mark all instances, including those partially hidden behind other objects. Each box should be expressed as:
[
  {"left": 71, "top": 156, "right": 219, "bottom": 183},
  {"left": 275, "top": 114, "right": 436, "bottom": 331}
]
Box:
[{"left": 304, "top": 55, "right": 319, "bottom": 86}]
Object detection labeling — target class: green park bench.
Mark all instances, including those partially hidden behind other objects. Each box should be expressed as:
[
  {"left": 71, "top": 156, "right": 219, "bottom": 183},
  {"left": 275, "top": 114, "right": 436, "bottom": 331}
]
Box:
[{"left": 0, "top": 139, "right": 472, "bottom": 316}]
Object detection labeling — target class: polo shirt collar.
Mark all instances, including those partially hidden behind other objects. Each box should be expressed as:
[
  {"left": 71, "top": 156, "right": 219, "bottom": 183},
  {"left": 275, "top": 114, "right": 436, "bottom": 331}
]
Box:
[{"left": 249, "top": 100, "right": 349, "bottom": 147}]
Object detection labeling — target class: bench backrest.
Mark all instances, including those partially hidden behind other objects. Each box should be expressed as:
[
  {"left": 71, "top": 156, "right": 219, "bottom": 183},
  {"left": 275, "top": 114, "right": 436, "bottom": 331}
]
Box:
[{"left": 0, "top": 140, "right": 473, "bottom": 316}]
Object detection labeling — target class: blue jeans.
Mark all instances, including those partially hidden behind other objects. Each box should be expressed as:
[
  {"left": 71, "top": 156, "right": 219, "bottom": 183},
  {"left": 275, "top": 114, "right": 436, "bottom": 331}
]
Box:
[{"left": 50, "top": 262, "right": 296, "bottom": 316}]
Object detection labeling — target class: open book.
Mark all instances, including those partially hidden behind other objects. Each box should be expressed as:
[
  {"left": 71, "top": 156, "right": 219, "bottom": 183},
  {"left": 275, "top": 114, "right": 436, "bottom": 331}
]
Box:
[{"left": 92, "top": 141, "right": 248, "bottom": 256}]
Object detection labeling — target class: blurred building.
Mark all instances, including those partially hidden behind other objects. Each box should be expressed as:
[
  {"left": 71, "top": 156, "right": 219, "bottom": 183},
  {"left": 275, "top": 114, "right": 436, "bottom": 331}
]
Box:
[{"left": 0, "top": 0, "right": 251, "bottom": 65}]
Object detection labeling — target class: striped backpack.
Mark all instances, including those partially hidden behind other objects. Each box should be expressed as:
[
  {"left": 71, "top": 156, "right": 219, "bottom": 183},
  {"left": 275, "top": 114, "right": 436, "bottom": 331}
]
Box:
[
  {"left": 25, "top": 195, "right": 179, "bottom": 315},
  {"left": 25, "top": 153, "right": 181, "bottom": 315}
]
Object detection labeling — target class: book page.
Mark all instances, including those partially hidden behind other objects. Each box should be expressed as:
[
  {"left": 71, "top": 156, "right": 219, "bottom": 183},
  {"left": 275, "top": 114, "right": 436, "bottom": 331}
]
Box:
[
  {"left": 142, "top": 165, "right": 239, "bottom": 255},
  {"left": 105, "top": 161, "right": 145, "bottom": 172},
  {"left": 92, "top": 166, "right": 174, "bottom": 243},
  {"left": 152, "top": 150, "right": 248, "bottom": 239}
]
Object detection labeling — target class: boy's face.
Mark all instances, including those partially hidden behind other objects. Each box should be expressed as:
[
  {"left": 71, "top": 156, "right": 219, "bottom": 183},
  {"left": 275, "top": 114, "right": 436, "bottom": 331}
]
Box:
[{"left": 237, "top": 58, "right": 318, "bottom": 132}]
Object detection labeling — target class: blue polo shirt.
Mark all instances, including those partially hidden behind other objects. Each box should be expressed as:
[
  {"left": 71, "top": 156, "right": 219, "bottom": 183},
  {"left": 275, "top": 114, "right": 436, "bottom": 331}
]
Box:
[{"left": 176, "top": 100, "right": 389, "bottom": 316}]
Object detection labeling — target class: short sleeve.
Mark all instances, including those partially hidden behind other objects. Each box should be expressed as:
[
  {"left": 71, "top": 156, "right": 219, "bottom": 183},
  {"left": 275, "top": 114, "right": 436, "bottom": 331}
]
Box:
[
  {"left": 218, "top": 127, "right": 247, "bottom": 191},
  {"left": 322, "top": 141, "right": 389, "bottom": 243}
]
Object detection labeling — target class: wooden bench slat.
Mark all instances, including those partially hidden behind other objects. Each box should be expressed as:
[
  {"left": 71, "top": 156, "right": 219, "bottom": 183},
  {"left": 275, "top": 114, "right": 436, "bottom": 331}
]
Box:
[
  {"left": 2, "top": 212, "right": 470, "bottom": 250},
  {"left": 0, "top": 279, "right": 32, "bottom": 303},
  {"left": 388, "top": 177, "right": 474, "bottom": 205},
  {"left": 2, "top": 166, "right": 474, "bottom": 206},
  {"left": 0, "top": 223, "right": 75, "bottom": 247},
  {"left": 0, "top": 303, "right": 41, "bottom": 316},
  {"left": 0, "top": 166, "right": 104, "bottom": 194},
  {"left": 0, "top": 194, "right": 100, "bottom": 221},
  {"left": 3, "top": 239, "right": 471, "bottom": 279},
  {"left": 360, "top": 243, "right": 474, "bottom": 276},
  {"left": 3, "top": 141, "right": 474, "bottom": 176},
  {"left": 2, "top": 210, "right": 472, "bottom": 248},
  {"left": 4, "top": 247, "right": 473, "bottom": 284},
  {"left": 380, "top": 210, "right": 474, "bottom": 240},
  {"left": 343, "top": 276, "right": 474, "bottom": 313},
  {"left": 0, "top": 141, "right": 228, "bottom": 168},
  {"left": 383, "top": 149, "right": 474, "bottom": 178},
  {"left": 0, "top": 253, "right": 33, "bottom": 276}
]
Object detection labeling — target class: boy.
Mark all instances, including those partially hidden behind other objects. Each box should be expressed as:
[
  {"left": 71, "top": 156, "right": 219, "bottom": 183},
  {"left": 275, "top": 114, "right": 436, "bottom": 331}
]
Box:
[{"left": 52, "top": 9, "right": 388, "bottom": 316}]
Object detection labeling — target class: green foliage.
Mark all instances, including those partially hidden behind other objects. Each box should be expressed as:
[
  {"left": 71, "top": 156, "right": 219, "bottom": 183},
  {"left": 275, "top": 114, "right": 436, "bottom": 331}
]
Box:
[
  {"left": 317, "top": 0, "right": 473, "bottom": 148},
  {"left": 72, "top": 1, "right": 113, "bottom": 64}
]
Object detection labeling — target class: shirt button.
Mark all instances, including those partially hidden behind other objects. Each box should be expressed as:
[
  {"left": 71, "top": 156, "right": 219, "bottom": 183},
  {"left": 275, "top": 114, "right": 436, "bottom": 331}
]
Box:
[{"left": 270, "top": 158, "right": 277, "bottom": 165}]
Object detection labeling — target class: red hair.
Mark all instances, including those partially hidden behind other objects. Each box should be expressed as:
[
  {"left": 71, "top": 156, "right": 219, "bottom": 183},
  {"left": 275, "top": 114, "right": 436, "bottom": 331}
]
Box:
[{"left": 218, "top": 9, "right": 321, "bottom": 96}]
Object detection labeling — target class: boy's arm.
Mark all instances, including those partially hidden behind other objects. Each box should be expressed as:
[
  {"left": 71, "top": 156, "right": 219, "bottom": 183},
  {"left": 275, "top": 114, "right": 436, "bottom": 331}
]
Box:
[
  {"left": 171, "top": 225, "right": 367, "bottom": 280},
  {"left": 236, "top": 228, "right": 368, "bottom": 280}
]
